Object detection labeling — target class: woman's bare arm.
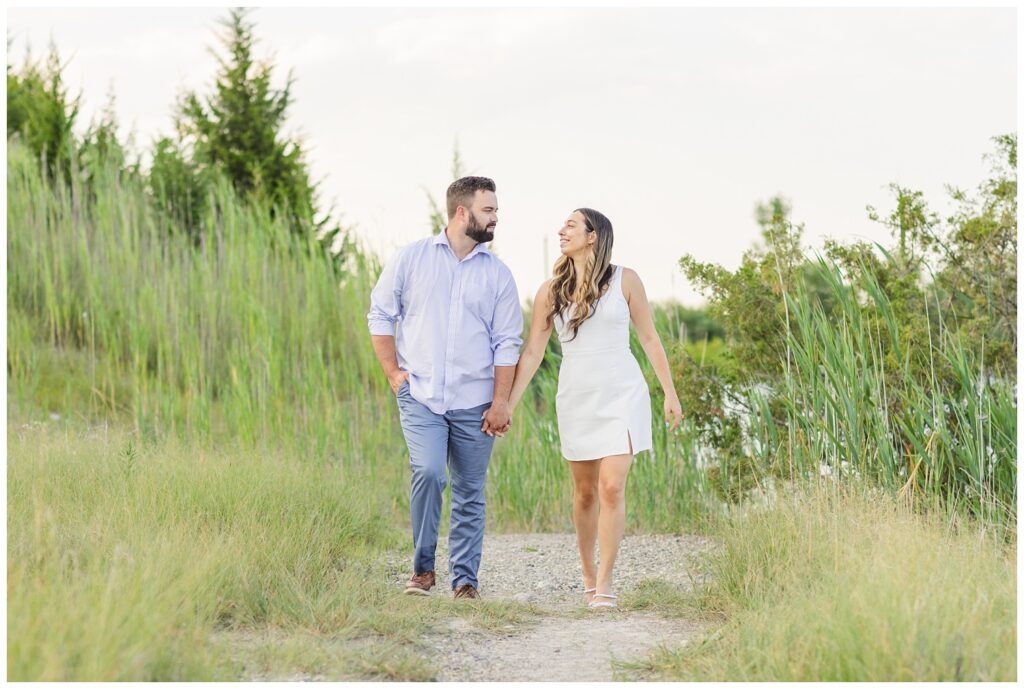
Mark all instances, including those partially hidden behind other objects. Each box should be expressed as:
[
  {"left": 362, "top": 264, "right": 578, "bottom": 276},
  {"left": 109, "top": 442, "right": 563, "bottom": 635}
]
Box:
[
  {"left": 508, "top": 280, "right": 555, "bottom": 413},
  {"left": 622, "top": 267, "right": 683, "bottom": 431}
]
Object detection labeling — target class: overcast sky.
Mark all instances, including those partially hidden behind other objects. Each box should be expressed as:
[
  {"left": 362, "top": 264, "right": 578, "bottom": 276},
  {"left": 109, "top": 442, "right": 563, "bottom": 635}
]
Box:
[{"left": 6, "top": 6, "right": 1016, "bottom": 304}]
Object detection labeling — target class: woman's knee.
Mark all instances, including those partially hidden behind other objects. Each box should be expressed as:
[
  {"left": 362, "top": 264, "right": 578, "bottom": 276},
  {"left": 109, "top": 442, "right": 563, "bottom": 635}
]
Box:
[
  {"left": 598, "top": 477, "right": 626, "bottom": 505},
  {"left": 574, "top": 481, "right": 599, "bottom": 507}
]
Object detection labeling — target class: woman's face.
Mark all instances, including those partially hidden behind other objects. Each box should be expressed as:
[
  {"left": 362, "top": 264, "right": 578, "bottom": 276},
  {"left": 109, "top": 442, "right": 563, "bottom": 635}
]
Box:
[{"left": 558, "top": 211, "right": 593, "bottom": 257}]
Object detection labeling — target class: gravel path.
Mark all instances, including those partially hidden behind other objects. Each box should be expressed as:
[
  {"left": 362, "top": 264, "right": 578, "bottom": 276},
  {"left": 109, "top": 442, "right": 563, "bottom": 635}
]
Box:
[{"left": 386, "top": 533, "right": 712, "bottom": 681}]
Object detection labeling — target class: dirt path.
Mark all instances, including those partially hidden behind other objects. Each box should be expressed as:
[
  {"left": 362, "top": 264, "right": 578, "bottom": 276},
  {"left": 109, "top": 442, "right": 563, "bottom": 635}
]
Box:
[{"left": 390, "top": 533, "right": 711, "bottom": 681}]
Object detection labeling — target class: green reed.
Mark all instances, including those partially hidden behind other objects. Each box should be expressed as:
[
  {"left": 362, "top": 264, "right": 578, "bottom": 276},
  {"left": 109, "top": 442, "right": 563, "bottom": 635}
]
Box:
[
  {"left": 738, "top": 254, "right": 1016, "bottom": 525},
  {"left": 8, "top": 139, "right": 712, "bottom": 532},
  {"left": 10, "top": 136, "right": 1011, "bottom": 530}
]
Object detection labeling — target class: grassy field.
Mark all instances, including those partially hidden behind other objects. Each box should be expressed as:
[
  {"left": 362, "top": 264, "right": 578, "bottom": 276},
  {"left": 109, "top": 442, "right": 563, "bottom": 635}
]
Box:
[
  {"left": 7, "top": 418, "right": 544, "bottom": 681},
  {"left": 621, "top": 483, "right": 1016, "bottom": 681},
  {"left": 7, "top": 138, "right": 1017, "bottom": 680},
  {"left": 6, "top": 138, "right": 708, "bottom": 679}
]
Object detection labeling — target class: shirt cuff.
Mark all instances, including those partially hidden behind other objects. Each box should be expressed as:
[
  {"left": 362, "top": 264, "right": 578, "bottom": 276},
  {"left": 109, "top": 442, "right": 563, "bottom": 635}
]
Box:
[
  {"left": 493, "top": 345, "right": 521, "bottom": 367},
  {"left": 368, "top": 319, "right": 396, "bottom": 337}
]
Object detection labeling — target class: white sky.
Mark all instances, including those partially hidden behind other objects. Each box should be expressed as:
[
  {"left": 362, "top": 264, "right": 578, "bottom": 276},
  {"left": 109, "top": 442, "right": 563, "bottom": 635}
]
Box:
[{"left": 6, "top": 6, "right": 1017, "bottom": 304}]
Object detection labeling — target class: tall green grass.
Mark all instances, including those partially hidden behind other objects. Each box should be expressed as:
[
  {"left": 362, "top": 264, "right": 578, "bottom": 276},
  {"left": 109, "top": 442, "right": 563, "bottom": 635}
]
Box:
[
  {"left": 9, "top": 133, "right": 1013, "bottom": 532},
  {"left": 734, "top": 255, "right": 1016, "bottom": 525},
  {"left": 7, "top": 422, "right": 404, "bottom": 680},
  {"left": 8, "top": 139, "right": 395, "bottom": 459},
  {"left": 622, "top": 483, "right": 1016, "bottom": 681},
  {"left": 7, "top": 139, "right": 712, "bottom": 532}
]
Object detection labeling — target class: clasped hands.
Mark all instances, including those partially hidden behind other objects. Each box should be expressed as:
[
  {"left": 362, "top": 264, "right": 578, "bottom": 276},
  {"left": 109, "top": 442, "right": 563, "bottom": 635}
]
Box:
[
  {"left": 392, "top": 369, "right": 510, "bottom": 438},
  {"left": 480, "top": 401, "right": 512, "bottom": 438}
]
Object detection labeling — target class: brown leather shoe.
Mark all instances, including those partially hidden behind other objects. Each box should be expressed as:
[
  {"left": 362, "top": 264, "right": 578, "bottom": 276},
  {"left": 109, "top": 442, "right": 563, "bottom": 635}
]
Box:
[
  {"left": 404, "top": 570, "right": 436, "bottom": 596},
  {"left": 453, "top": 583, "right": 480, "bottom": 599}
]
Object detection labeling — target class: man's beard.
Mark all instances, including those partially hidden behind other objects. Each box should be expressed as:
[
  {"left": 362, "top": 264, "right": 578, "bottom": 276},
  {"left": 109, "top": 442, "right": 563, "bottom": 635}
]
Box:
[{"left": 465, "top": 214, "right": 495, "bottom": 243}]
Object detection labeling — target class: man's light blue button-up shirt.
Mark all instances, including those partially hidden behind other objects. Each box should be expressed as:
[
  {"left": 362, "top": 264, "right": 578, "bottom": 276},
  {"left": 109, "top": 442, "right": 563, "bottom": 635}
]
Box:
[{"left": 367, "top": 230, "right": 523, "bottom": 415}]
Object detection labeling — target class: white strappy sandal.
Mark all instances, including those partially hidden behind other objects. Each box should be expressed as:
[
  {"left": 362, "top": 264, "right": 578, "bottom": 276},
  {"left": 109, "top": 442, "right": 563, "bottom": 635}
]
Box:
[
  {"left": 588, "top": 593, "right": 618, "bottom": 609},
  {"left": 583, "top": 587, "right": 596, "bottom": 605}
]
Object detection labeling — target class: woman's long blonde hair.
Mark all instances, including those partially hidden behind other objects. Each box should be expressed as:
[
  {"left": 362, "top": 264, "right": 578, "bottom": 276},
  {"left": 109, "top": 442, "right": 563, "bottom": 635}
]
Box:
[{"left": 546, "top": 208, "right": 615, "bottom": 341}]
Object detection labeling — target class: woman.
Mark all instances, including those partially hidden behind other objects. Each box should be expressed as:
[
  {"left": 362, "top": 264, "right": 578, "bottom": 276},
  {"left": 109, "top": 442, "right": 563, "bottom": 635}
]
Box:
[{"left": 507, "top": 207, "right": 683, "bottom": 609}]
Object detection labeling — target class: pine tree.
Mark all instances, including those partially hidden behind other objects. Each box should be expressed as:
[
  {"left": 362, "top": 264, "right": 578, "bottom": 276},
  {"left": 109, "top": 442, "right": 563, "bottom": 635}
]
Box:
[
  {"left": 174, "top": 8, "right": 319, "bottom": 236},
  {"left": 6, "top": 39, "right": 80, "bottom": 181}
]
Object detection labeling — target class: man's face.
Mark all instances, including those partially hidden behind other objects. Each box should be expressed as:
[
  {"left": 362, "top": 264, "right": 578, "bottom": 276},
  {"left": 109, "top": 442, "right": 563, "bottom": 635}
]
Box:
[{"left": 463, "top": 190, "right": 498, "bottom": 243}]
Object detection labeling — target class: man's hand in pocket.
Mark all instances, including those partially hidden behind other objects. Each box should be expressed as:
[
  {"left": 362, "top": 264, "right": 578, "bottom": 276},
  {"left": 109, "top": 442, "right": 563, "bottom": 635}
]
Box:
[{"left": 389, "top": 369, "right": 410, "bottom": 394}]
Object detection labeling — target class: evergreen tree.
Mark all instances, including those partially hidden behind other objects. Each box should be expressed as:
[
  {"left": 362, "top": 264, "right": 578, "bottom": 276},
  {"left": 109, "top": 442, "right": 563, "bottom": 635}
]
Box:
[
  {"left": 148, "top": 8, "right": 349, "bottom": 264},
  {"left": 173, "top": 8, "right": 322, "bottom": 237},
  {"left": 6, "top": 39, "right": 80, "bottom": 181}
]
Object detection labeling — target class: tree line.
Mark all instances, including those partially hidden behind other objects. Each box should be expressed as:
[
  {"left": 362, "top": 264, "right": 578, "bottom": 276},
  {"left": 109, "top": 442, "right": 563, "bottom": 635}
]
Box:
[{"left": 7, "top": 8, "right": 350, "bottom": 263}]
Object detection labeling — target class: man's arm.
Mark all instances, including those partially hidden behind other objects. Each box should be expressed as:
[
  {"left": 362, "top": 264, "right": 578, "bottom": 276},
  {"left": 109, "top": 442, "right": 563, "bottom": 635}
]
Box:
[
  {"left": 481, "top": 365, "right": 515, "bottom": 436},
  {"left": 367, "top": 251, "right": 409, "bottom": 393},
  {"left": 371, "top": 335, "right": 410, "bottom": 393},
  {"left": 481, "top": 272, "right": 524, "bottom": 436}
]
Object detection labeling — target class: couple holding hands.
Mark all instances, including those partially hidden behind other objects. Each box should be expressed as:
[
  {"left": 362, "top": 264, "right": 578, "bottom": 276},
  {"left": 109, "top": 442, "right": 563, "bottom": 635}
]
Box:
[{"left": 367, "top": 176, "right": 681, "bottom": 608}]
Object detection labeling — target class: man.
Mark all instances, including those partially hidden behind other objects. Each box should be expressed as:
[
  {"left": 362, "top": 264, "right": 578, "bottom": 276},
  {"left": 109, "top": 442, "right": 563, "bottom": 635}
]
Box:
[{"left": 367, "top": 176, "right": 522, "bottom": 599}]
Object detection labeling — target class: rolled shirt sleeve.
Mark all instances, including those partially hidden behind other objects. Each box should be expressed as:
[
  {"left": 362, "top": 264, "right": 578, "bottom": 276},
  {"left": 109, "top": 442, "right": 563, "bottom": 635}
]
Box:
[
  {"left": 490, "top": 271, "right": 524, "bottom": 367},
  {"left": 366, "top": 252, "right": 404, "bottom": 336}
]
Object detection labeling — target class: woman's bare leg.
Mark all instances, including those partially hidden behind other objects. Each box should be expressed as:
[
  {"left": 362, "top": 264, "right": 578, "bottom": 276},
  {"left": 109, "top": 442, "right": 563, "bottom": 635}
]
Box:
[
  {"left": 595, "top": 451, "right": 634, "bottom": 596},
  {"left": 568, "top": 459, "right": 601, "bottom": 603}
]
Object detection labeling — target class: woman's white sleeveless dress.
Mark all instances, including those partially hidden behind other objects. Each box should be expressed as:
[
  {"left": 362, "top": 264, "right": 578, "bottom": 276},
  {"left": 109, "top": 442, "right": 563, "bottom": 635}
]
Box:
[{"left": 554, "top": 265, "right": 653, "bottom": 461}]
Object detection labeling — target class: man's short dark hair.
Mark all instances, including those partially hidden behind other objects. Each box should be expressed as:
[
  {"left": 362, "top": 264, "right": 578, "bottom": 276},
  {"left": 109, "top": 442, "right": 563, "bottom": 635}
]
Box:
[{"left": 446, "top": 176, "right": 496, "bottom": 220}]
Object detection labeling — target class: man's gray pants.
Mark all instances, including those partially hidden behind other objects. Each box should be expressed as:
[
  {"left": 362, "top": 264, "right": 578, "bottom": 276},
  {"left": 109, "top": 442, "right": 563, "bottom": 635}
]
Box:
[{"left": 395, "top": 381, "right": 495, "bottom": 590}]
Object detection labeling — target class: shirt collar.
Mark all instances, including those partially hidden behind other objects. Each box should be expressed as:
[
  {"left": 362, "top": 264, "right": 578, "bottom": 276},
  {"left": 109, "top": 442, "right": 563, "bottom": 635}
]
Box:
[{"left": 434, "top": 226, "right": 490, "bottom": 257}]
